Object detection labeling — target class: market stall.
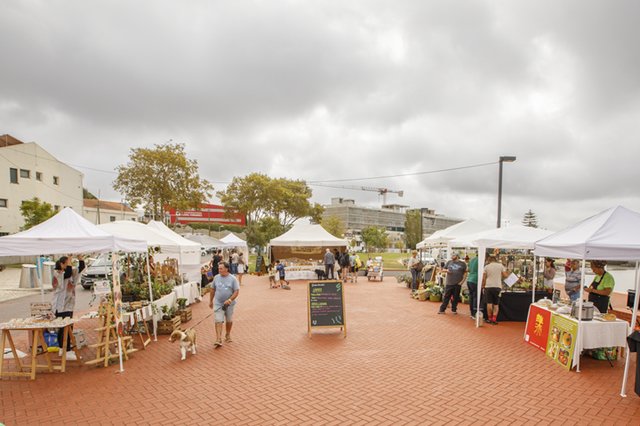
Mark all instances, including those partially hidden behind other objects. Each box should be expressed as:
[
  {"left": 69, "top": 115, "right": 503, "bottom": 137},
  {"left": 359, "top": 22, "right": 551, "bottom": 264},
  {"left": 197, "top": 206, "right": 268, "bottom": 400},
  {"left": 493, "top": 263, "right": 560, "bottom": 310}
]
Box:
[
  {"left": 268, "top": 223, "right": 348, "bottom": 279},
  {"left": 184, "top": 233, "right": 223, "bottom": 251},
  {"left": 146, "top": 220, "right": 201, "bottom": 282},
  {"left": 220, "top": 233, "right": 249, "bottom": 255},
  {"left": 534, "top": 205, "right": 640, "bottom": 396}
]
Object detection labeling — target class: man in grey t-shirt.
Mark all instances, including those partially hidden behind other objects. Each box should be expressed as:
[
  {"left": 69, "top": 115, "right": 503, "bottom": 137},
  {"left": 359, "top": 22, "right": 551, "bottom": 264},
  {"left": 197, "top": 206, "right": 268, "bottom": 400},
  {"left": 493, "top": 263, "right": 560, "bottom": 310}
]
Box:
[
  {"left": 324, "top": 248, "right": 335, "bottom": 280},
  {"left": 209, "top": 262, "right": 240, "bottom": 347},
  {"left": 438, "top": 252, "right": 467, "bottom": 314}
]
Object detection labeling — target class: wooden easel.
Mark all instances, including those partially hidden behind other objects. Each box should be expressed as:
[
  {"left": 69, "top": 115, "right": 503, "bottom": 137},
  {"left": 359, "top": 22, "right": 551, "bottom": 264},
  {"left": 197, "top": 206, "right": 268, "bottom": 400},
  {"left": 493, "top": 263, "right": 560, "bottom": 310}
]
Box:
[
  {"left": 85, "top": 303, "right": 136, "bottom": 367},
  {"left": 131, "top": 309, "right": 151, "bottom": 350}
]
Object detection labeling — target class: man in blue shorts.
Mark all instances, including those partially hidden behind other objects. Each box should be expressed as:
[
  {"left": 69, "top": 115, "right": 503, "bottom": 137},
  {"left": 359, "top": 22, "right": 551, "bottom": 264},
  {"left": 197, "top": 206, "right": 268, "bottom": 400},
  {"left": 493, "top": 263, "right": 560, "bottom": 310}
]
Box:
[{"left": 209, "top": 262, "right": 239, "bottom": 347}]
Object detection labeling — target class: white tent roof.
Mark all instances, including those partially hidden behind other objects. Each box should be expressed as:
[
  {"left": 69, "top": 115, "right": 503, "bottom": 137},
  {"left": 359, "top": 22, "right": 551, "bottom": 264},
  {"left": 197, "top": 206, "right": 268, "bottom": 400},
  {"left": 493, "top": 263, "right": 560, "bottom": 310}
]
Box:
[
  {"left": 146, "top": 221, "right": 200, "bottom": 248},
  {"left": 220, "top": 232, "right": 248, "bottom": 249},
  {"left": 98, "top": 221, "right": 180, "bottom": 251},
  {"left": 452, "top": 225, "right": 554, "bottom": 250},
  {"left": 270, "top": 223, "right": 348, "bottom": 247},
  {"left": 0, "top": 207, "right": 147, "bottom": 256},
  {"left": 534, "top": 206, "right": 640, "bottom": 260},
  {"left": 416, "top": 219, "right": 490, "bottom": 249}
]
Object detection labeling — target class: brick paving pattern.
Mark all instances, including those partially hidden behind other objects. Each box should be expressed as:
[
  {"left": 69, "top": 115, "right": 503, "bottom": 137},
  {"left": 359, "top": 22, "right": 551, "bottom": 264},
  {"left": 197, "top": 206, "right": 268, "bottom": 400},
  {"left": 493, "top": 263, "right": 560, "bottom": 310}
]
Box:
[{"left": 2, "top": 275, "right": 640, "bottom": 425}]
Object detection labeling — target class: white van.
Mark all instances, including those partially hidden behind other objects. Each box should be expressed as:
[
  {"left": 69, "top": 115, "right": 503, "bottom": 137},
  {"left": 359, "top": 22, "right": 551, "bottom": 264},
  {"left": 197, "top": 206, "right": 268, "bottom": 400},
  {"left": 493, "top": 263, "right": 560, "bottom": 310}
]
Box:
[{"left": 80, "top": 254, "right": 112, "bottom": 290}]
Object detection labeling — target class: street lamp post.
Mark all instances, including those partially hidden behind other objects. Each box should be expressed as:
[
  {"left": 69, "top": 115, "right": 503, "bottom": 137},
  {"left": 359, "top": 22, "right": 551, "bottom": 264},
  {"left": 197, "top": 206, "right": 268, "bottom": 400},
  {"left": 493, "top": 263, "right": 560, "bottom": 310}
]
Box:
[{"left": 497, "top": 156, "right": 517, "bottom": 228}]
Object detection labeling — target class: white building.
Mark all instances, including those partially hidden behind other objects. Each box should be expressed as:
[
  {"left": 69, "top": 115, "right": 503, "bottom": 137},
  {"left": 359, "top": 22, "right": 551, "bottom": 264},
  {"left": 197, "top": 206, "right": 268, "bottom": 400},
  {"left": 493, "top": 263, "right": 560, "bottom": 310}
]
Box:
[
  {"left": 83, "top": 199, "right": 138, "bottom": 224},
  {"left": 0, "top": 134, "right": 83, "bottom": 235}
]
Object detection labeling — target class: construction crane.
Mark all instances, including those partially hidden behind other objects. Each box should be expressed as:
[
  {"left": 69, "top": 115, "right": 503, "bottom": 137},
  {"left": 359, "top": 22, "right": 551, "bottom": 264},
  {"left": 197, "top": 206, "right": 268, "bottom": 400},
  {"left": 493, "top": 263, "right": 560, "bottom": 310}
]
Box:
[{"left": 311, "top": 183, "right": 404, "bottom": 205}]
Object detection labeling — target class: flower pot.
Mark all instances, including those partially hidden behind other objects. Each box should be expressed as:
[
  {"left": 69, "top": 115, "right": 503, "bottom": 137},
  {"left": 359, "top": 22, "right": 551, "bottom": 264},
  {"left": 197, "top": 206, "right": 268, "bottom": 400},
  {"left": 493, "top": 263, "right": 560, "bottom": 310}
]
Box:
[{"left": 429, "top": 294, "right": 442, "bottom": 302}]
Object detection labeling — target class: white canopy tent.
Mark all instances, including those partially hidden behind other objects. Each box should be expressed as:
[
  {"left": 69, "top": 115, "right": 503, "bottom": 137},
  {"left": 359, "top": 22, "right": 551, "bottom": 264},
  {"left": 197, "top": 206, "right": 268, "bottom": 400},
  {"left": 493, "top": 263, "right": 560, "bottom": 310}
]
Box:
[
  {"left": 184, "top": 233, "right": 223, "bottom": 250},
  {"left": 0, "top": 208, "right": 149, "bottom": 371},
  {"left": 146, "top": 221, "right": 201, "bottom": 282},
  {"left": 416, "top": 219, "right": 490, "bottom": 249},
  {"left": 269, "top": 223, "right": 348, "bottom": 261},
  {"left": 0, "top": 207, "right": 147, "bottom": 256},
  {"left": 220, "top": 233, "right": 249, "bottom": 255},
  {"left": 534, "top": 206, "right": 640, "bottom": 396}
]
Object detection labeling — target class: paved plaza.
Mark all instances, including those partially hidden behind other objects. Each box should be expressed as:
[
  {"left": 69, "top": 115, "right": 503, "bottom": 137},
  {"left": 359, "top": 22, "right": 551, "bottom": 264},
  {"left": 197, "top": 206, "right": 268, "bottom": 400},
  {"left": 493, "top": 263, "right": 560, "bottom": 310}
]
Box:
[{"left": 2, "top": 275, "right": 640, "bottom": 425}]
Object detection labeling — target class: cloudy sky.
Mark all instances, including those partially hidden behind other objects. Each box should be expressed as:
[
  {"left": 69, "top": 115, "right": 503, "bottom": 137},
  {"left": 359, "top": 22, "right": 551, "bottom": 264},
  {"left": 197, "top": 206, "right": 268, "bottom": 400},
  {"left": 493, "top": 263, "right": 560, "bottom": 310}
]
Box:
[{"left": 2, "top": 0, "right": 639, "bottom": 231}]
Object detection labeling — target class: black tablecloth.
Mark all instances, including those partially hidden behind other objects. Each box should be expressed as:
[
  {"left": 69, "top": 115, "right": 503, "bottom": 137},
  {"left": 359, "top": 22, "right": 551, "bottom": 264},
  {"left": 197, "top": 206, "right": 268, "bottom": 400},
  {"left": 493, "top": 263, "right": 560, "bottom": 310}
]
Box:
[{"left": 497, "top": 291, "right": 549, "bottom": 322}]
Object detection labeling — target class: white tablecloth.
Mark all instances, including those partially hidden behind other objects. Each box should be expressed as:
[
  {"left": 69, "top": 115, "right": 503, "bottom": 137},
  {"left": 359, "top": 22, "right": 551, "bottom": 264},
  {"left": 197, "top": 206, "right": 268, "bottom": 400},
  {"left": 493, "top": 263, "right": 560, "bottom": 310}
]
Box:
[
  {"left": 173, "top": 282, "right": 200, "bottom": 305},
  {"left": 283, "top": 270, "right": 317, "bottom": 281}
]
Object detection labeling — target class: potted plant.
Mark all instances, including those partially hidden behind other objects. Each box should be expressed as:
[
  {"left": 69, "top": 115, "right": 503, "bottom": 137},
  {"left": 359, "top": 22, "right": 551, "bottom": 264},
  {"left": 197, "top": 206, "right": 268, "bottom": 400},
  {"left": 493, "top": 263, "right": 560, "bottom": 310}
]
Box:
[
  {"left": 176, "top": 298, "right": 192, "bottom": 323},
  {"left": 429, "top": 285, "right": 443, "bottom": 302},
  {"left": 158, "top": 305, "right": 181, "bottom": 334}
]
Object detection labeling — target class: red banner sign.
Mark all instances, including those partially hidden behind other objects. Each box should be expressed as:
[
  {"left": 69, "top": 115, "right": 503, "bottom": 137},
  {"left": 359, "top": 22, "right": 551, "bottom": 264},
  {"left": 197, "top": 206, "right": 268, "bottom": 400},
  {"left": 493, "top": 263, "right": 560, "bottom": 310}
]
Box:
[{"left": 524, "top": 304, "right": 552, "bottom": 352}]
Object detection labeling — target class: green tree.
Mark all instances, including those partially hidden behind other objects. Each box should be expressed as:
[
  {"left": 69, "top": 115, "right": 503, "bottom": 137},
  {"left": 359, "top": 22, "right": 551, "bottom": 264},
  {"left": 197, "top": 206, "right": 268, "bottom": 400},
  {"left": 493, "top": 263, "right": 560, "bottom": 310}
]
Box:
[
  {"left": 404, "top": 209, "right": 422, "bottom": 249},
  {"left": 20, "top": 197, "right": 55, "bottom": 230},
  {"left": 321, "top": 215, "right": 345, "bottom": 238},
  {"left": 522, "top": 209, "right": 539, "bottom": 228},
  {"left": 308, "top": 203, "right": 325, "bottom": 225},
  {"left": 113, "top": 142, "right": 212, "bottom": 219},
  {"left": 217, "top": 173, "right": 315, "bottom": 229},
  {"left": 83, "top": 188, "right": 97, "bottom": 199},
  {"left": 245, "top": 217, "right": 284, "bottom": 249},
  {"left": 361, "top": 226, "right": 388, "bottom": 252}
]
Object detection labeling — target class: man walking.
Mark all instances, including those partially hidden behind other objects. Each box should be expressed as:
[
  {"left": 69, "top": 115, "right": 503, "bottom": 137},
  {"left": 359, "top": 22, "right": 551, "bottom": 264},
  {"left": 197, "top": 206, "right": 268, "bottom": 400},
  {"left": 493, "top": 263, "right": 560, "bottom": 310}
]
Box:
[
  {"left": 438, "top": 252, "right": 467, "bottom": 314},
  {"left": 482, "top": 255, "right": 509, "bottom": 324},
  {"left": 324, "top": 248, "right": 335, "bottom": 280},
  {"left": 209, "top": 262, "right": 239, "bottom": 347},
  {"left": 466, "top": 254, "right": 480, "bottom": 320}
]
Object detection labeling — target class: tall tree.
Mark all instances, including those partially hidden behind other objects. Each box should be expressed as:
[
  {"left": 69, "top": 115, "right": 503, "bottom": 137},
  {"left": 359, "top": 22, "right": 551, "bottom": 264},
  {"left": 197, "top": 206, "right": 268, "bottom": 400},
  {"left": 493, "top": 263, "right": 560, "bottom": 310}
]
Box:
[
  {"left": 20, "top": 197, "right": 55, "bottom": 230},
  {"left": 244, "top": 217, "right": 284, "bottom": 249},
  {"left": 321, "top": 215, "right": 345, "bottom": 238},
  {"left": 217, "top": 173, "right": 315, "bottom": 229},
  {"left": 522, "top": 209, "right": 539, "bottom": 228},
  {"left": 113, "top": 142, "right": 212, "bottom": 219},
  {"left": 308, "top": 203, "right": 325, "bottom": 225},
  {"left": 404, "top": 209, "right": 422, "bottom": 249},
  {"left": 361, "top": 226, "right": 388, "bottom": 252}
]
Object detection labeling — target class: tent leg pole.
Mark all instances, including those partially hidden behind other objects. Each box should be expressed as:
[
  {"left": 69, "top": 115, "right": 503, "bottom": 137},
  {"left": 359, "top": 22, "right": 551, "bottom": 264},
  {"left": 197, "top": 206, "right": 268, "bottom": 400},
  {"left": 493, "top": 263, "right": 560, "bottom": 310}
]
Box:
[
  {"left": 621, "top": 261, "right": 640, "bottom": 397},
  {"left": 146, "top": 253, "right": 157, "bottom": 342},
  {"left": 576, "top": 258, "right": 587, "bottom": 373}
]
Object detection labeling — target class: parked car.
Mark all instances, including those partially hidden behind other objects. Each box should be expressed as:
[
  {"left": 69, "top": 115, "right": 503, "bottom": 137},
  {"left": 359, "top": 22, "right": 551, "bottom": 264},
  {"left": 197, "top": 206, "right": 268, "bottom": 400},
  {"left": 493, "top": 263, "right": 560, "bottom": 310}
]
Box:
[{"left": 80, "top": 255, "right": 112, "bottom": 290}]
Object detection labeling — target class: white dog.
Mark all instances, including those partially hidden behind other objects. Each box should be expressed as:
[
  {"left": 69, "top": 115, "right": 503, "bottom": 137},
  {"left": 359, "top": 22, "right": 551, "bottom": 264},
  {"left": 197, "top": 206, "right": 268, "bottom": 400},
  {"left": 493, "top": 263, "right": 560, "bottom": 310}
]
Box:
[{"left": 169, "top": 328, "right": 197, "bottom": 360}]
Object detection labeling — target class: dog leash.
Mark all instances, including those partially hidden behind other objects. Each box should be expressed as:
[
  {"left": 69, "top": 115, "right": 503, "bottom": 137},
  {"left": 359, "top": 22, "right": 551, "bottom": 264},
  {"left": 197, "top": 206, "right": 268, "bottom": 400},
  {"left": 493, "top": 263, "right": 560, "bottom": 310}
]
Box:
[{"left": 188, "top": 311, "right": 213, "bottom": 330}]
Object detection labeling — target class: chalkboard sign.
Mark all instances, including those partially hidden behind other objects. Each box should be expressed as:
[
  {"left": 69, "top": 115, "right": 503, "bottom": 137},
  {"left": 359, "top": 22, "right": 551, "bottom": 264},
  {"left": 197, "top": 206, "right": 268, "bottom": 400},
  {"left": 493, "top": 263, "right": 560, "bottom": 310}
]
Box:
[
  {"left": 255, "top": 255, "right": 264, "bottom": 274},
  {"left": 307, "top": 280, "right": 347, "bottom": 337}
]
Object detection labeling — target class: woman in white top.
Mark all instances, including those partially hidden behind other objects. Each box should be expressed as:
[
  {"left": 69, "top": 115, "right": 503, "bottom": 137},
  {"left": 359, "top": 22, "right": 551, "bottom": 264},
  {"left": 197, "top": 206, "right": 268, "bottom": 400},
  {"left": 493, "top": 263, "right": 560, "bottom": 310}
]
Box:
[
  {"left": 237, "top": 253, "right": 246, "bottom": 285},
  {"left": 52, "top": 255, "right": 85, "bottom": 359}
]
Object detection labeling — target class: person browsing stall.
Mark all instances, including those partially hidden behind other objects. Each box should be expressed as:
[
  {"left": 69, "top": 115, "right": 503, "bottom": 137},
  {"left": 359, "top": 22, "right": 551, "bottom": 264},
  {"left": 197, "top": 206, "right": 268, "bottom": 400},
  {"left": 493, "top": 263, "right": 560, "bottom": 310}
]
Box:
[
  {"left": 482, "top": 255, "right": 509, "bottom": 325},
  {"left": 564, "top": 259, "right": 582, "bottom": 302},
  {"left": 209, "top": 262, "right": 239, "bottom": 348},
  {"left": 584, "top": 260, "right": 615, "bottom": 314},
  {"left": 52, "top": 255, "right": 85, "bottom": 360},
  {"left": 438, "top": 252, "right": 467, "bottom": 315}
]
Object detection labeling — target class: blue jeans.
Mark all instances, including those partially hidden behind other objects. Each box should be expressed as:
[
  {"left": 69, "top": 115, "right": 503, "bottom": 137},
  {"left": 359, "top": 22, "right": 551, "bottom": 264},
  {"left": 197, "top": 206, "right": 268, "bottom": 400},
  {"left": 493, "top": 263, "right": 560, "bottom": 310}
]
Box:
[
  {"left": 569, "top": 291, "right": 580, "bottom": 302},
  {"left": 410, "top": 269, "right": 418, "bottom": 290}
]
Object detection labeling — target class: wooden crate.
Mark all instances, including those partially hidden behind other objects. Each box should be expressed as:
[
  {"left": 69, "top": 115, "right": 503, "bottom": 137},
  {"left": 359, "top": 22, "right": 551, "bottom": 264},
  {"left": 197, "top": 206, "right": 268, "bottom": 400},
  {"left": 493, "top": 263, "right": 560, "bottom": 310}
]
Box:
[
  {"left": 157, "top": 316, "right": 181, "bottom": 334},
  {"left": 178, "top": 307, "right": 192, "bottom": 323}
]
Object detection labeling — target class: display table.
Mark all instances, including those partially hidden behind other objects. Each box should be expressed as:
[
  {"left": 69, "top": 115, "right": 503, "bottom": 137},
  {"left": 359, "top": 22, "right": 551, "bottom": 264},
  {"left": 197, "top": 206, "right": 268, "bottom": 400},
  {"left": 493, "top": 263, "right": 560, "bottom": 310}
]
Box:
[
  {"left": 498, "top": 291, "right": 549, "bottom": 322},
  {"left": 283, "top": 270, "right": 317, "bottom": 281},
  {"left": 525, "top": 304, "right": 629, "bottom": 369},
  {"left": 0, "top": 318, "right": 78, "bottom": 380}
]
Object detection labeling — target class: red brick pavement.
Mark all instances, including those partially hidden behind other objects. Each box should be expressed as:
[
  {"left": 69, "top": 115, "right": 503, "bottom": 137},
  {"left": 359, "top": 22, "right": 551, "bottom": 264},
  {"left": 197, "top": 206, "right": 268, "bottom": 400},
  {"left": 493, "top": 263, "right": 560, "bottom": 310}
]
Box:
[{"left": 1, "top": 275, "right": 640, "bottom": 425}]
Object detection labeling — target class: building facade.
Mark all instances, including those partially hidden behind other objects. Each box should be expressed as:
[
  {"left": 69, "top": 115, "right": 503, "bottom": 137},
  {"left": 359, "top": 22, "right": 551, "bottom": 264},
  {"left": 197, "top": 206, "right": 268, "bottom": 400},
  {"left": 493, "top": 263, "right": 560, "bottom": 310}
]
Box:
[
  {"left": 0, "top": 134, "right": 83, "bottom": 235},
  {"left": 322, "top": 198, "right": 462, "bottom": 249},
  {"left": 83, "top": 199, "right": 138, "bottom": 224},
  {"left": 167, "top": 203, "right": 246, "bottom": 227}
]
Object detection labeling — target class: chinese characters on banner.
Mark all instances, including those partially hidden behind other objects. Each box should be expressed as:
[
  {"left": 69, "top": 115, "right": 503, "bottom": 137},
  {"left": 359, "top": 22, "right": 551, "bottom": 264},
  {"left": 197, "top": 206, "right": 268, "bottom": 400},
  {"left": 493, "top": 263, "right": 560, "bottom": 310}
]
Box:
[
  {"left": 524, "top": 304, "right": 552, "bottom": 352},
  {"left": 546, "top": 314, "right": 578, "bottom": 371}
]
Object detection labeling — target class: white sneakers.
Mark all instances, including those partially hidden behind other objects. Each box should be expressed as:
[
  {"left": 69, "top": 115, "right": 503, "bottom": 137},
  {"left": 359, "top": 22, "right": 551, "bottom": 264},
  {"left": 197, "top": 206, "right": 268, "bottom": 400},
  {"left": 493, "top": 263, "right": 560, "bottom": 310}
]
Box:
[{"left": 65, "top": 351, "right": 77, "bottom": 361}]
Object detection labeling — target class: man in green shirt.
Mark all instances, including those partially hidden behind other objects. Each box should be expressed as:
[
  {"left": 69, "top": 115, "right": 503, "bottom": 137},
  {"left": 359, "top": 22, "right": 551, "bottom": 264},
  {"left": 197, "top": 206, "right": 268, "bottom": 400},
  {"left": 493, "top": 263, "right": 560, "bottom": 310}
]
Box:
[{"left": 466, "top": 254, "right": 480, "bottom": 319}]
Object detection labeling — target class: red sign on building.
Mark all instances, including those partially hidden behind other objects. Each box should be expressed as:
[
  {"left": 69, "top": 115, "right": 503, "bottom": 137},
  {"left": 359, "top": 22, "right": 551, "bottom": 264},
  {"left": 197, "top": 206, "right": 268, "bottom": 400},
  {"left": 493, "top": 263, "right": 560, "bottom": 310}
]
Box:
[
  {"left": 167, "top": 204, "right": 246, "bottom": 227},
  {"left": 524, "top": 304, "right": 552, "bottom": 352}
]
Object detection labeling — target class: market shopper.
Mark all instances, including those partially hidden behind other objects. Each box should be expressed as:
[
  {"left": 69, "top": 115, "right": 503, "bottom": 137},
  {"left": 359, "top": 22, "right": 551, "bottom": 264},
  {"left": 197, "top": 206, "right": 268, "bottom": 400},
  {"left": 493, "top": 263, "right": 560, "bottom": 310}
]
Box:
[
  {"left": 339, "top": 250, "right": 350, "bottom": 283},
  {"left": 543, "top": 258, "right": 556, "bottom": 289},
  {"left": 237, "top": 253, "right": 246, "bottom": 285},
  {"left": 52, "top": 255, "right": 85, "bottom": 360},
  {"left": 209, "top": 262, "right": 239, "bottom": 347},
  {"left": 408, "top": 251, "right": 420, "bottom": 290},
  {"left": 275, "top": 260, "right": 290, "bottom": 289},
  {"left": 210, "top": 250, "right": 222, "bottom": 277},
  {"left": 324, "top": 248, "right": 335, "bottom": 280},
  {"left": 230, "top": 250, "right": 239, "bottom": 275},
  {"left": 482, "top": 255, "right": 509, "bottom": 325},
  {"left": 466, "top": 254, "right": 480, "bottom": 319},
  {"left": 438, "top": 252, "right": 467, "bottom": 314},
  {"left": 584, "top": 260, "right": 615, "bottom": 314},
  {"left": 564, "top": 259, "right": 582, "bottom": 302}
]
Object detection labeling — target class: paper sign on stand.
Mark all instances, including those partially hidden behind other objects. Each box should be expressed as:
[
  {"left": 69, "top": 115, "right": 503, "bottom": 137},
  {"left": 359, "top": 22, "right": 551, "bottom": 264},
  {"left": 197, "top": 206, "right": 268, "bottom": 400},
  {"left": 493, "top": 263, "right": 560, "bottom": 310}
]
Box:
[{"left": 546, "top": 314, "right": 578, "bottom": 371}]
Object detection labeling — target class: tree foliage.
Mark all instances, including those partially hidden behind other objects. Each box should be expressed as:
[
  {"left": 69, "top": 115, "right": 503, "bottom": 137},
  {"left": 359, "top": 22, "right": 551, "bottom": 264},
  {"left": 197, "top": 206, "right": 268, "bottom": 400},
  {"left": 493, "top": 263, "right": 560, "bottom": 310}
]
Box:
[
  {"left": 404, "top": 209, "right": 422, "bottom": 249},
  {"left": 361, "top": 226, "right": 388, "bottom": 252},
  {"left": 308, "top": 203, "right": 325, "bottom": 225},
  {"left": 321, "top": 215, "right": 345, "bottom": 238},
  {"left": 83, "top": 188, "right": 97, "bottom": 199},
  {"left": 113, "top": 142, "right": 212, "bottom": 219},
  {"left": 217, "top": 173, "right": 315, "bottom": 229},
  {"left": 245, "top": 217, "right": 284, "bottom": 249},
  {"left": 20, "top": 197, "right": 55, "bottom": 230},
  {"left": 522, "top": 209, "right": 539, "bottom": 228}
]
